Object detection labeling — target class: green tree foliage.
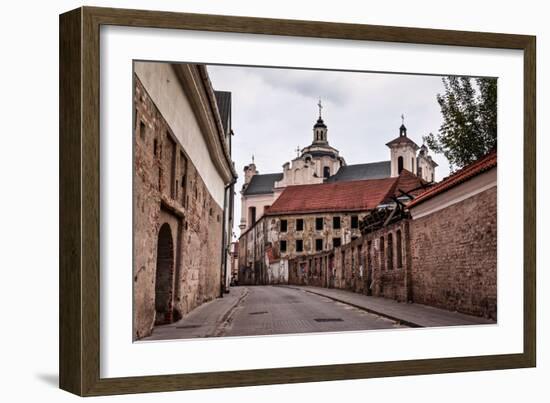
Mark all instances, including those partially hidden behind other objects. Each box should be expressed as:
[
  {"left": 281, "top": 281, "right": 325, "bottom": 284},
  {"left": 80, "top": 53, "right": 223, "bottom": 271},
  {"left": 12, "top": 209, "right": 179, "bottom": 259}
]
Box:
[{"left": 424, "top": 76, "right": 497, "bottom": 170}]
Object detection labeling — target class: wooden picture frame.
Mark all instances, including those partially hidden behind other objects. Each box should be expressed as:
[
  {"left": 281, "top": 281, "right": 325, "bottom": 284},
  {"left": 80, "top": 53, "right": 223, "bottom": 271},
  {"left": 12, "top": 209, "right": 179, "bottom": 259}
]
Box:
[{"left": 59, "top": 6, "right": 536, "bottom": 396}]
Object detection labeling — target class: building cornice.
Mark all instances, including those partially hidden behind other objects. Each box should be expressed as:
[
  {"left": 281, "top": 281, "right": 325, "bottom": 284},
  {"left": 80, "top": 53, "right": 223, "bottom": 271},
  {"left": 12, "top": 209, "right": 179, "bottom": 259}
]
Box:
[{"left": 172, "top": 64, "right": 238, "bottom": 184}]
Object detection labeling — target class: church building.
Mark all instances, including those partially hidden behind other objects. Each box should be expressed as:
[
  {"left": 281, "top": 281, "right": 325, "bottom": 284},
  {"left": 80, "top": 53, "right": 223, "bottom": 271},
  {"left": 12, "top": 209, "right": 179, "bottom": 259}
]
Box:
[{"left": 238, "top": 102, "right": 437, "bottom": 285}]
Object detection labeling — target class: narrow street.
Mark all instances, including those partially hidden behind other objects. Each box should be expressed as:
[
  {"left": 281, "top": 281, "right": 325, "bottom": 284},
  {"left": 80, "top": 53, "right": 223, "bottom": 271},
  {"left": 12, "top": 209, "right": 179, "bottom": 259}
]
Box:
[{"left": 142, "top": 286, "right": 403, "bottom": 341}]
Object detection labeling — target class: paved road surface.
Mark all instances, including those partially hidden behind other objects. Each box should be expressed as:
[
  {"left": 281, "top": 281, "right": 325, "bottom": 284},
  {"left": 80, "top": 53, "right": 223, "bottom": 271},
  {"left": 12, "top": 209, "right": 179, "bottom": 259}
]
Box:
[
  {"left": 222, "top": 286, "right": 403, "bottom": 337},
  {"left": 143, "top": 286, "right": 403, "bottom": 341}
]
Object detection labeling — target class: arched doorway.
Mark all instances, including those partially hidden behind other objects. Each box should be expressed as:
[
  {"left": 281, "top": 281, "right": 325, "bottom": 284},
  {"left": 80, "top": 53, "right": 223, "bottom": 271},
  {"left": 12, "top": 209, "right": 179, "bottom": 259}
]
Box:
[{"left": 155, "top": 223, "right": 174, "bottom": 325}]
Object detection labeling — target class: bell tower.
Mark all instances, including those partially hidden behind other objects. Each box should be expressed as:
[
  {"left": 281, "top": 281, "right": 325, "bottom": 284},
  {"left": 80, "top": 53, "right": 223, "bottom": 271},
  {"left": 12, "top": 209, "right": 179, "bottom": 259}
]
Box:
[
  {"left": 312, "top": 98, "right": 328, "bottom": 145},
  {"left": 386, "top": 115, "right": 420, "bottom": 177}
]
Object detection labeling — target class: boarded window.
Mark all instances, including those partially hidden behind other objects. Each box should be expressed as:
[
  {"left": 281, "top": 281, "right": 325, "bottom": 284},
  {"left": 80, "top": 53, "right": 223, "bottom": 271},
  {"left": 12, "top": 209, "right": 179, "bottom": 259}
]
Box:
[
  {"left": 295, "top": 239, "right": 303, "bottom": 252},
  {"left": 280, "top": 240, "right": 287, "bottom": 253},
  {"left": 351, "top": 215, "right": 359, "bottom": 229},
  {"left": 333, "top": 216, "right": 341, "bottom": 229},
  {"left": 316, "top": 217, "right": 324, "bottom": 230},
  {"left": 315, "top": 239, "right": 323, "bottom": 251},
  {"left": 280, "top": 219, "right": 288, "bottom": 232},
  {"left": 296, "top": 218, "right": 304, "bottom": 231}
]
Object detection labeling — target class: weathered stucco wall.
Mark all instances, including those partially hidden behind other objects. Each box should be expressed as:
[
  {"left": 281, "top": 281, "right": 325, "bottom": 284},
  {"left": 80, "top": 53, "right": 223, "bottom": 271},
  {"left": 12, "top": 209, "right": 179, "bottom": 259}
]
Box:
[{"left": 133, "top": 75, "right": 224, "bottom": 340}]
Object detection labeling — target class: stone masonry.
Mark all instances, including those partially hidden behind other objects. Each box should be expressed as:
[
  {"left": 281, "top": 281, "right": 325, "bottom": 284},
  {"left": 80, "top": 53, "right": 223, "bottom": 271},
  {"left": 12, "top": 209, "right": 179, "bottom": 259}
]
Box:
[{"left": 133, "top": 76, "right": 224, "bottom": 340}]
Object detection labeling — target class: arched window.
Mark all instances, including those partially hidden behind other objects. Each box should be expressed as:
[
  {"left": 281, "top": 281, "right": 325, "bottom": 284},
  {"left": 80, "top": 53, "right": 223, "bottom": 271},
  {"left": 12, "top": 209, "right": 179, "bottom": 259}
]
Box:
[
  {"left": 323, "top": 166, "right": 330, "bottom": 178},
  {"left": 380, "top": 236, "right": 385, "bottom": 271},
  {"left": 387, "top": 233, "right": 393, "bottom": 270},
  {"left": 397, "top": 156, "right": 404, "bottom": 174},
  {"left": 396, "top": 230, "right": 403, "bottom": 268}
]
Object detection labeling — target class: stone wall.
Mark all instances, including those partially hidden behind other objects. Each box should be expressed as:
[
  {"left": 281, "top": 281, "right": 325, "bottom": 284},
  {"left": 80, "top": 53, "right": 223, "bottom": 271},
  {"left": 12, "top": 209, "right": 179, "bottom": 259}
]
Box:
[
  {"left": 133, "top": 75, "right": 223, "bottom": 340},
  {"left": 287, "top": 184, "right": 497, "bottom": 320},
  {"left": 289, "top": 220, "right": 410, "bottom": 301},
  {"left": 409, "top": 186, "right": 497, "bottom": 319}
]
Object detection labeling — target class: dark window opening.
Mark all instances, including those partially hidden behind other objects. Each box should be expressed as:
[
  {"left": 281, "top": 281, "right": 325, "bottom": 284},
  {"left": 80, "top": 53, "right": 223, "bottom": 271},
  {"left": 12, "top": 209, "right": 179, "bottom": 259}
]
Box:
[
  {"left": 153, "top": 139, "right": 158, "bottom": 156},
  {"left": 296, "top": 218, "right": 304, "bottom": 231},
  {"left": 351, "top": 215, "right": 359, "bottom": 229},
  {"left": 380, "top": 236, "right": 385, "bottom": 271},
  {"left": 333, "top": 216, "right": 341, "bottom": 229},
  {"left": 280, "top": 240, "right": 287, "bottom": 253},
  {"left": 323, "top": 166, "right": 330, "bottom": 178},
  {"left": 296, "top": 239, "right": 303, "bottom": 253},
  {"left": 248, "top": 207, "right": 256, "bottom": 225},
  {"left": 387, "top": 233, "right": 394, "bottom": 270},
  {"left": 315, "top": 239, "right": 323, "bottom": 251},
  {"left": 139, "top": 120, "right": 146, "bottom": 140},
  {"left": 315, "top": 217, "right": 324, "bottom": 231},
  {"left": 398, "top": 156, "right": 403, "bottom": 174},
  {"left": 333, "top": 237, "right": 341, "bottom": 248},
  {"left": 280, "top": 219, "right": 288, "bottom": 232},
  {"left": 396, "top": 230, "right": 403, "bottom": 268}
]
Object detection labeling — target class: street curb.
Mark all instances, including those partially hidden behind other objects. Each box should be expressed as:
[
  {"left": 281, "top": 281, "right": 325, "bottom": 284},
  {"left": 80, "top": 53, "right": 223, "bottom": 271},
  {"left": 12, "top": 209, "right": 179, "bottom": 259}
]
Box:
[
  {"left": 211, "top": 287, "right": 250, "bottom": 337},
  {"left": 281, "top": 285, "right": 423, "bottom": 328}
]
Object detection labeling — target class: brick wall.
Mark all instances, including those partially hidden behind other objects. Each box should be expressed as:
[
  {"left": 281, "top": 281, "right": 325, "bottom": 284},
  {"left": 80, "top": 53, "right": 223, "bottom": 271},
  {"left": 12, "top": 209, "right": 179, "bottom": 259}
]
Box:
[
  {"left": 133, "top": 76, "right": 223, "bottom": 340},
  {"left": 410, "top": 186, "right": 497, "bottom": 319},
  {"left": 289, "top": 220, "right": 410, "bottom": 301}
]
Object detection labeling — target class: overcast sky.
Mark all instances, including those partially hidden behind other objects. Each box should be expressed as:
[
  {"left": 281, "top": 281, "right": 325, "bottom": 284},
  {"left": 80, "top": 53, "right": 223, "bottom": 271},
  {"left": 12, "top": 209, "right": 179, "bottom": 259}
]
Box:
[{"left": 206, "top": 64, "right": 451, "bottom": 239}]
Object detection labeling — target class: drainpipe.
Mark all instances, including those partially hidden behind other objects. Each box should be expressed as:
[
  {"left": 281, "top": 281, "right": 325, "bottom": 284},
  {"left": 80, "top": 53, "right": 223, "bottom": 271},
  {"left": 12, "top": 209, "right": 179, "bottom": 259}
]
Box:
[{"left": 220, "top": 179, "right": 236, "bottom": 297}]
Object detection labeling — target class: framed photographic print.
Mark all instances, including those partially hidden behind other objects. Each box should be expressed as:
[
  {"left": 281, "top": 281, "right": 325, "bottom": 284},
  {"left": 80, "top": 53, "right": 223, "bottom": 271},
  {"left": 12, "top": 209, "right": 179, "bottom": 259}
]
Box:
[{"left": 59, "top": 6, "right": 536, "bottom": 396}]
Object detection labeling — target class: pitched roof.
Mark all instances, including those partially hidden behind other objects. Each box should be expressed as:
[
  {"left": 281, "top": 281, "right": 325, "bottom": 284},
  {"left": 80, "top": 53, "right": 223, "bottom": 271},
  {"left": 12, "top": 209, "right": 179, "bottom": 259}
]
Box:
[
  {"left": 243, "top": 173, "right": 284, "bottom": 196},
  {"left": 407, "top": 150, "right": 497, "bottom": 209},
  {"left": 326, "top": 161, "right": 391, "bottom": 182},
  {"left": 387, "top": 169, "right": 430, "bottom": 200},
  {"left": 214, "top": 91, "right": 231, "bottom": 134},
  {"left": 386, "top": 136, "right": 420, "bottom": 149},
  {"left": 265, "top": 176, "right": 400, "bottom": 216}
]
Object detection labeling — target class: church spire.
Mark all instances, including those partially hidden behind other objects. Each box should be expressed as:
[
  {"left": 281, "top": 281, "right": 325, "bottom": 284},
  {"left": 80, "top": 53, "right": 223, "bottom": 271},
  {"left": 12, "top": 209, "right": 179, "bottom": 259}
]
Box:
[
  {"left": 400, "top": 113, "right": 407, "bottom": 137},
  {"left": 313, "top": 98, "right": 328, "bottom": 144}
]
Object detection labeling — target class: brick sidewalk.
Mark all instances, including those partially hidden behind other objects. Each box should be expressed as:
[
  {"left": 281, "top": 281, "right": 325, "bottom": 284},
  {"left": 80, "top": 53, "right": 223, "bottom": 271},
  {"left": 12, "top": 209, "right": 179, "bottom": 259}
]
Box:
[{"left": 283, "top": 285, "right": 495, "bottom": 328}]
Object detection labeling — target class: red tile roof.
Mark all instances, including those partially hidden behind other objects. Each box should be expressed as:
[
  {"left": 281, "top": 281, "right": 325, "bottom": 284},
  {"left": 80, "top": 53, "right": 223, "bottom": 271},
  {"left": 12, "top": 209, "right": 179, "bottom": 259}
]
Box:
[
  {"left": 407, "top": 150, "right": 497, "bottom": 209},
  {"left": 265, "top": 170, "right": 425, "bottom": 216}
]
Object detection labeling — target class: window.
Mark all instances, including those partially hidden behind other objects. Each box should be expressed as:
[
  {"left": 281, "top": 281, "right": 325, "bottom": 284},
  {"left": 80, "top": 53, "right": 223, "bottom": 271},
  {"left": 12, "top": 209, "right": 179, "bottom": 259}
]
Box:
[
  {"left": 280, "top": 219, "right": 288, "bottom": 232},
  {"left": 380, "top": 236, "right": 385, "bottom": 271},
  {"left": 296, "top": 218, "right": 304, "bottom": 231},
  {"left": 396, "top": 229, "right": 403, "bottom": 268},
  {"left": 323, "top": 166, "right": 330, "bottom": 178},
  {"left": 248, "top": 206, "right": 256, "bottom": 225},
  {"left": 153, "top": 138, "right": 158, "bottom": 156},
  {"left": 316, "top": 217, "right": 324, "bottom": 230},
  {"left": 351, "top": 215, "right": 359, "bottom": 229},
  {"left": 333, "top": 216, "right": 341, "bottom": 229},
  {"left": 315, "top": 239, "right": 323, "bottom": 251},
  {"left": 280, "top": 240, "right": 287, "bottom": 253},
  {"left": 387, "top": 233, "right": 393, "bottom": 270},
  {"left": 139, "top": 120, "right": 146, "bottom": 140},
  {"left": 411, "top": 158, "right": 415, "bottom": 173},
  {"left": 333, "top": 237, "right": 341, "bottom": 248},
  {"left": 295, "top": 239, "right": 303, "bottom": 252},
  {"left": 397, "top": 156, "right": 403, "bottom": 174}
]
